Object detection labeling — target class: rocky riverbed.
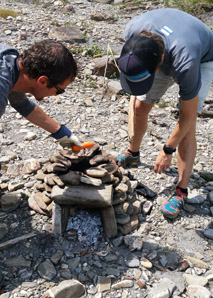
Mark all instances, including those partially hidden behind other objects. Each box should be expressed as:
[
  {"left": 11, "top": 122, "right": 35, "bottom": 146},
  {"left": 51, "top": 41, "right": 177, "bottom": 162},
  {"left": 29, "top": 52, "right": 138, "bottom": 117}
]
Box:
[{"left": 0, "top": 0, "right": 213, "bottom": 297}]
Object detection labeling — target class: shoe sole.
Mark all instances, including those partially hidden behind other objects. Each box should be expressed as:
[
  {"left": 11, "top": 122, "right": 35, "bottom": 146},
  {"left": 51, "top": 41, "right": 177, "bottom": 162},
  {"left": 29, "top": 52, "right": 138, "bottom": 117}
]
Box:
[
  {"left": 118, "top": 162, "right": 139, "bottom": 168},
  {"left": 160, "top": 206, "right": 180, "bottom": 219}
]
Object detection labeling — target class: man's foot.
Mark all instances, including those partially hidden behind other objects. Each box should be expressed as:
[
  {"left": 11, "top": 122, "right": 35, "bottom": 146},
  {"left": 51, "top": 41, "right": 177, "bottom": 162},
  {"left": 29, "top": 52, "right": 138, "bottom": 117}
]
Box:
[
  {"left": 160, "top": 188, "right": 187, "bottom": 219},
  {"left": 117, "top": 150, "right": 140, "bottom": 168}
]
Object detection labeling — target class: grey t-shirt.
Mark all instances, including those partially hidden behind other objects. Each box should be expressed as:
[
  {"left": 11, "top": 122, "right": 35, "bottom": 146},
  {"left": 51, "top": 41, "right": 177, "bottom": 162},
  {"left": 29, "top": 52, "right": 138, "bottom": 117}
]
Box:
[
  {"left": 0, "top": 43, "right": 36, "bottom": 118},
  {"left": 125, "top": 8, "right": 213, "bottom": 100}
]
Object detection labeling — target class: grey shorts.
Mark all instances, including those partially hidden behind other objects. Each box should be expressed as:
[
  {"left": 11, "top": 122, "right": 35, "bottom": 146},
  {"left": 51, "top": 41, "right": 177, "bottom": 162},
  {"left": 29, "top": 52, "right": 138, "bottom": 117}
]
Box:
[{"left": 137, "top": 61, "right": 213, "bottom": 114}]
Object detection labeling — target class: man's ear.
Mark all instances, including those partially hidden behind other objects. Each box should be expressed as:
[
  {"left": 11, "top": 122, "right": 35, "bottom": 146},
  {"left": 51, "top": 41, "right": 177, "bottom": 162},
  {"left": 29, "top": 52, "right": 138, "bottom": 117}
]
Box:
[{"left": 37, "top": 75, "right": 49, "bottom": 86}]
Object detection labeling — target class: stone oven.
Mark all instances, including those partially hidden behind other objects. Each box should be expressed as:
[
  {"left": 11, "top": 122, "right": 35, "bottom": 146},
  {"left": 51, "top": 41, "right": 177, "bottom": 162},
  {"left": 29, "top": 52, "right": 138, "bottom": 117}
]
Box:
[{"left": 29, "top": 144, "right": 142, "bottom": 239}]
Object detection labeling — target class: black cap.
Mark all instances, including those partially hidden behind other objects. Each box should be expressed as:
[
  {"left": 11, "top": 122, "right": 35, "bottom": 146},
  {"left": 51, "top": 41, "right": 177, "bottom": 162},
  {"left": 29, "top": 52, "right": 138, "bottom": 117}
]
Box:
[{"left": 118, "top": 35, "right": 160, "bottom": 96}]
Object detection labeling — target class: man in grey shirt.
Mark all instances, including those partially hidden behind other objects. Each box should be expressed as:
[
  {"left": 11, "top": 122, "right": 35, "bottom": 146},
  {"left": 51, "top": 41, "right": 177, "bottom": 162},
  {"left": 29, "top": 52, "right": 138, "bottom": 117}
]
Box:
[
  {"left": 0, "top": 39, "right": 82, "bottom": 152},
  {"left": 117, "top": 8, "right": 213, "bottom": 219}
]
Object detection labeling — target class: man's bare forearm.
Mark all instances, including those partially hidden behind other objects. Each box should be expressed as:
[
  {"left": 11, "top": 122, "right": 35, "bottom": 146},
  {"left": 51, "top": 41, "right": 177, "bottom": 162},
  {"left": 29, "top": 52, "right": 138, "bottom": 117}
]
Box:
[{"left": 25, "top": 105, "right": 60, "bottom": 134}]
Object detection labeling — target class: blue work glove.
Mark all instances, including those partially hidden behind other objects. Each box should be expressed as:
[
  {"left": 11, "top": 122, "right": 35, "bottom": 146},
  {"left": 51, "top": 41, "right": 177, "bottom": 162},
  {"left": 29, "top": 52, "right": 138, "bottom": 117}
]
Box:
[{"left": 51, "top": 125, "right": 82, "bottom": 148}]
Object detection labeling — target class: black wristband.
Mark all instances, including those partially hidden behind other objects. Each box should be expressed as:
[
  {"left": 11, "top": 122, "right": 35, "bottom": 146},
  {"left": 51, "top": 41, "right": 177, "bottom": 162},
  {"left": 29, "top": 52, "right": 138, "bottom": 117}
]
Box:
[{"left": 163, "top": 144, "right": 176, "bottom": 155}]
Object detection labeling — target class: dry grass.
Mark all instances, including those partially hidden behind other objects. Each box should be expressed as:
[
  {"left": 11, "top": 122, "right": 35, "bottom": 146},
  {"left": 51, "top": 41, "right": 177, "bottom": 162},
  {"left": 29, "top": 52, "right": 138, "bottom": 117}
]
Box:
[{"left": 0, "top": 8, "right": 19, "bottom": 19}]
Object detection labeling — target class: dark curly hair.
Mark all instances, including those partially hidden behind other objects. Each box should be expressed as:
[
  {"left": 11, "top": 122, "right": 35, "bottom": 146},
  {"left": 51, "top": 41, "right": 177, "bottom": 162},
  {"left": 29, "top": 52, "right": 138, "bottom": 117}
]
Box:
[{"left": 20, "top": 40, "right": 77, "bottom": 88}]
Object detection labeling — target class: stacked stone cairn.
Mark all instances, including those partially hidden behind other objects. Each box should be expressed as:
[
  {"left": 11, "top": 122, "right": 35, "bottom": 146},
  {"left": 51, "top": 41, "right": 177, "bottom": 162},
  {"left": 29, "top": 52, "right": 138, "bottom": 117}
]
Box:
[{"left": 29, "top": 144, "right": 141, "bottom": 238}]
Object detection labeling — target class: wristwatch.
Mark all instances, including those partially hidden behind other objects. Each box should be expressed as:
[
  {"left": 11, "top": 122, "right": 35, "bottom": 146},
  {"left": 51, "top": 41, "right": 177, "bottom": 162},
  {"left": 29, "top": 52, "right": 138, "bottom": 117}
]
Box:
[{"left": 163, "top": 144, "right": 176, "bottom": 155}]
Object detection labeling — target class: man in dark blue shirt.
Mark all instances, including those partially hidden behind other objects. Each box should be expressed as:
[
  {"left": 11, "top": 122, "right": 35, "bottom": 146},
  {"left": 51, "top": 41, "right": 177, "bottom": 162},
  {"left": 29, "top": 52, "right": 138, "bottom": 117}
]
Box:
[{"left": 0, "top": 40, "right": 82, "bottom": 149}]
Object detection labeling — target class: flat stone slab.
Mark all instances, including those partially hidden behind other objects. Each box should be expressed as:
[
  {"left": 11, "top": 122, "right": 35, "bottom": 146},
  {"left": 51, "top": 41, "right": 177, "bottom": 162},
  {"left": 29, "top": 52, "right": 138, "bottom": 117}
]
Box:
[
  {"left": 51, "top": 184, "right": 113, "bottom": 208},
  {"left": 48, "top": 26, "right": 86, "bottom": 43}
]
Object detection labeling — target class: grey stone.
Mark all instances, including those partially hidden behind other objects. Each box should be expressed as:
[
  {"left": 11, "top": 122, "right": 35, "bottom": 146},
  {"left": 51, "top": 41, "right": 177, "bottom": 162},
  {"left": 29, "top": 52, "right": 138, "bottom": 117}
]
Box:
[
  {"left": 42, "top": 279, "right": 85, "bottom": 298},
  {"left": 187, "top": 285, "right": 211, "bottom": 298},
  {"left": 125, "top": 257, "right": 140, "bottom": 268},
  {"left": 1, "top": 193, "right": 21, "bottom": 212},
  {"left": 208, "top": 191, "right": 213, "bottom": 204},
  {"left": 97, "top": 276, "right": 111, "bottom": 292},
  {"left": 4, "top": 255, "right": 31, "bottom": 268},
  {"left": 0, "top": 223, "right": 8, "bottom": 240},
  {"left": 203, "top": 228, "right": 213, "bottom": 240},
  {"left": 48, "top": 26, "right": 86, "bottom": 43},
  {"left": 38, "top": 259, "right": 56, "bottom": 281}
]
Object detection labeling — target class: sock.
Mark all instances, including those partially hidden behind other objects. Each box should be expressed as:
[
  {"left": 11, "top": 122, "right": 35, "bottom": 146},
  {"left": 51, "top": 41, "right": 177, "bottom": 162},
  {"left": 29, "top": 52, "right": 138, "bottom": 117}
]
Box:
[
  {"left": 176, "top": 186, "right": 188, "bottom": 195},
  {"left": 128, "top": 149, "right": 139, "bottom": 157}
]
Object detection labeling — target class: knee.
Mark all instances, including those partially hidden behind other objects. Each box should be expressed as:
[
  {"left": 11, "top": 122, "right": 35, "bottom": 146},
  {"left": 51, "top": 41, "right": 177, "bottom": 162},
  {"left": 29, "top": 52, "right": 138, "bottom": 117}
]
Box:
[{"left": 135, "top": 101, "right": 153, "bottom": 116}]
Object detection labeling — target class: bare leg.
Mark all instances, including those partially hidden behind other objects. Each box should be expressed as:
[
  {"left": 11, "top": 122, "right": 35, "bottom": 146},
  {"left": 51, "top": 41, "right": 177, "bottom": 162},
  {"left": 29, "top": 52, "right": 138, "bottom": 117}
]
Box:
[
  {"left": 177, "top": 114, "right": 197, "bottom": 189},
  {"left": 129, "top": 100, "right": 154, "bottom": 152}
]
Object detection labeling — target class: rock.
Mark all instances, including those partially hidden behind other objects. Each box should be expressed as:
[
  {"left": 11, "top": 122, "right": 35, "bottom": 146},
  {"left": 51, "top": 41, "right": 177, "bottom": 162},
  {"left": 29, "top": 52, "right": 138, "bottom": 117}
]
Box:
[
  {"left": 147, "top": 278, "right": 176, "bottom": 298},
  {"left": 142, "top": 201, "right": 153, "bottom": 214},
  {"left": 51, "top": 250, "right": 63, "bottom": 265},
  {"left": 124, "top": 235, "right": 143, "bottom": 251},
  {"left": 0, "top": 223, "right": 8, "bottom": 240},
  {"left": 34, "top": 192, "right": 48, "bottom": 211},
  {"left": 115, "top": 183, "right": 128, "bottom": 193},
  {"left": 199, "top": 170, "right": 213, "bottom": 181},
  {"left": 184, "top": 255, "right": 210, "bottom": 269},
  {"left": 208, "top": 190, "right": 213, "bottom": 204},
  {"left": 187, "top": 285, "right": 211, "bottom": 298},
  {"left": 7, "top": 182, "right": 24, "bottom": 192},
  {"left": 125, "top": 257, "right": 140, "bottom": 268},
  {"left": 116, "top": 214, "right": 130, "bottom": 224},
  {"left": 183, "top": 274, "right": 208, "bottom": 286},
  {"left": 113, "top": 201, "right": 129, "bottom": 215},
  {"left": 48, "top": 26, "right": 86, "bottom": 43},
  {"left": 21, "top": 158, "right": 41, "bottom": 174},
  {"left": 97, "top": 276, "right": 111, "bottom": 292},
  {"left": 42, "top": 279, "right": 85, "bottom": 298},
  {"left": 113, "top": 192, "right": 127, "bottom": 205},
  {"left": 92, "top": 56, "right": 119, "bottom": 78},
  {"left": 28, "top": 194, "right": 47, "bottom": 215},
  {"left": 141, "top": 257, "right": 152, "bottom": 269},
  {"left": 203, "top": 228, "right": 213, "bottom": 240},
  {"left": 4, "top": 255, "right": 31, "bottom": 267},
  {"left": 0, "top": 193, "right": 21, "bottom": 212},
  {"left": 112, "top": 280, "right": 134, "bottom": 289},
  {"left": 185, "top": 195, "right": 205, "bottom": 204},
  {"left": 38, "top": 259, "right": 57, "bottom": 281},
  {"left": 80, "top": 174, "right": 102, "bottom": 186},
  {"left": 59, "top": 172, "right": 80, "bottom": 185}
]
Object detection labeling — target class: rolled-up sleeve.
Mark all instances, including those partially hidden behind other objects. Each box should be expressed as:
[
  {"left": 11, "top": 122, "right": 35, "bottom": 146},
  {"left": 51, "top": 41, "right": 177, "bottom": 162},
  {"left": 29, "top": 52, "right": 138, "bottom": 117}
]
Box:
[{"left": 8, "top": 91, "right": 36, "bottom": 117}]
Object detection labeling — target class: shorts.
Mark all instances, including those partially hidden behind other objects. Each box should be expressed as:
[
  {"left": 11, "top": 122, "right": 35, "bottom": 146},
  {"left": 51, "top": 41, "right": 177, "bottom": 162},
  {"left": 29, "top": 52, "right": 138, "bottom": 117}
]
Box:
[{"left": 137, "top": 61, "right": 213, "bottom": 114}]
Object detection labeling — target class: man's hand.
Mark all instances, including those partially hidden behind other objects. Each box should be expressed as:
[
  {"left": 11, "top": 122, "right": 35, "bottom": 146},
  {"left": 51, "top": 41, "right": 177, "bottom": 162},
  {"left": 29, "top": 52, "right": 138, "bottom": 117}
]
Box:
[
  {"left": 154, "top": 150, "right": 172, "bottom": 174},
  {"left": 58, "top": 134, "right": 82, "bottom": 148},
  {"left": 51, "top": 125, "right": 82, "bottom": 148}
]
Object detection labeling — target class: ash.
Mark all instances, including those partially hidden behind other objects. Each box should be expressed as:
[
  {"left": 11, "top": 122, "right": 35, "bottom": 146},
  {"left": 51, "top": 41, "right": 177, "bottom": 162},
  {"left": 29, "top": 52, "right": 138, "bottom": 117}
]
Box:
[{"left": 66, "top": 210, "right": 103, "bottom": 248}]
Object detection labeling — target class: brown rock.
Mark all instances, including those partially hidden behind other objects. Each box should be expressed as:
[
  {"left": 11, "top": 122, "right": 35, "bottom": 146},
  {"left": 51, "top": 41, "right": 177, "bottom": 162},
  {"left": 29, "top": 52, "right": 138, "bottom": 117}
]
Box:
[
  {"left": 49, "top": 154, "right": 71, "bottom": 168},
  {"left": 85, "top": 167, "right": 108, "bottom": 178},
  {"left": 44, "top": 174, "right": 56, "bottom": 186},
  {"left": 36, "top": 170, "right": 46, "bottom": 181},
  {"left": 89, "top": 154, "right": 110, "bottom": 166},
  {"left": 28, "top": 195, "right": 47, "bottom": 215},
  {"left": 22, "top": 158, "right": 41, "bottom": 174},
  {"left": 34, "top": 193, "right": 48, "bottom": 211}
]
